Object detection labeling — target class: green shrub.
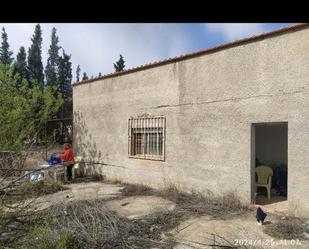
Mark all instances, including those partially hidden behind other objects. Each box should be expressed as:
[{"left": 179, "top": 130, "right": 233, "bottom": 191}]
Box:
[{"left": 26, "top": 218, "right": 79, "bottom": 249}]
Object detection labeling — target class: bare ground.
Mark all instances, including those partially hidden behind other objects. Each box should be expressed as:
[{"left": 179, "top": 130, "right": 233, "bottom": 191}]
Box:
[
  {"left": 7, "top": 180, "right": 309, "bottom": 249},
  {"left": 171, "top": 212, "right": 309, "bottom": 249},
  {"left": 32, "top": 181, "right": 124, "bottom": 211}
]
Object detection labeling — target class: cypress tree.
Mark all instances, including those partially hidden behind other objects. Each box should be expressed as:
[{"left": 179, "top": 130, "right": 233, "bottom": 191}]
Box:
[
  {"left": 58, "top": 49, "right": 72, "bottom": 117},
  {"left": 113, "top": 54, "right": 125, "bottom": 72},
  {"left": 28, "top": 24, "right": 44, "bottom": 89},
  {"left": 0, "top": 27, "right": 13, "bottom": 65},
  {"left": 13, "top": 46, "right": 29, "bottom": 86},
  {"left": 45, "top": 27, "right": 60, "bottom": 88},
  {"left": 76, "top": 64, "right": 80, "bottom": 82},
  {"left": 82, "top": 72, "right": 88, "bottom": 81}
]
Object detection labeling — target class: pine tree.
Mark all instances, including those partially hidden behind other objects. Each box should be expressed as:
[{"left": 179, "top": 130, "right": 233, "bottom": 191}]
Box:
[
  {"left": 0, "top": 27, "right": 13, "bottom": 65},
  {"left": 45, "top": 27, "right": 60, "bottom": 88},
  {"left": 76, "top": 65, "right": 81, "bottom": 82},
  {"left": 113, "top": 54, "right": 125, "bottom": 72},
  {"left": 58, "top": 49, "right": 72, "bottom": 117},
  {"left": 82, "top": 72, "right": 88, "bottom": 81},
  {"left": 13, "top": 46, "right": 29, "bottom": 86},
  {"left": 28, "top": 24, "right": 44, "bottom": 89}
]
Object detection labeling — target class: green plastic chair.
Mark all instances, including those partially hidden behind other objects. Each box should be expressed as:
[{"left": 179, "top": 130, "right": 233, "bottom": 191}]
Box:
[{"left": 255, "top": 166, "right": 273, "bottom": 200}]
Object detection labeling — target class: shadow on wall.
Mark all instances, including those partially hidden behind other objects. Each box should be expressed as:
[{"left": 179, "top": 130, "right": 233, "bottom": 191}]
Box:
[{"left": 73, "top": 110, "right": 105, "bottom": 176}]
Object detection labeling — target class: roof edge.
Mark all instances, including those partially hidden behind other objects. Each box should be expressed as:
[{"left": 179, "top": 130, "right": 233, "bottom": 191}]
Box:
[{"left": 73, "top": 23, "right": 309, "bottom": 87}]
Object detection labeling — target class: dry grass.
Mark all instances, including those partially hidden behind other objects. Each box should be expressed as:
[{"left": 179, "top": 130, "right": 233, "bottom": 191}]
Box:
[
  {"left": 18, "top": 199, "right": 176, "bottom": 249},
  {"left": 105, "top": 178, "right": 124, "bottom": 185},
  {"left": 1, "top": 178, "right": 251, "bottom": 248},
  {"left": 16, "top": 197, "right": 245, "bottom": 249},
  {"left": 0, "top": 179, "right": 67, "bottom": 247},
  {"left": 162, "top": 185, "right": 249, "bottom": 218},
  {"left": 72, "top": 174, "right": 105, "bottom": 183},
  {"left": 1, "top": 180, "right": 67, "bottom": 204},
  {"left": 120, "top": 181, "right": 249, "bottom": 218},
  {"left": 20, "top": 180, "right": 67, "bottom": 197},
  {"left": 120, "top": 183, "right": 155, "bottom": 196},
  {"left": 263, "top": 217, "right": 307, "bottom": 240}
]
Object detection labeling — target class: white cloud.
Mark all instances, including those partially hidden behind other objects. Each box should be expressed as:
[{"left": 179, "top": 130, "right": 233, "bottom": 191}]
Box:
[
  {"left": 206, "top": 23, "right": 267, "bottom": 41},
  {"left": 0, "top": 23, "right": 290, "bottom": 81},
  {"left": 0, "top": 23, "right": 193, "bottom": 80}
]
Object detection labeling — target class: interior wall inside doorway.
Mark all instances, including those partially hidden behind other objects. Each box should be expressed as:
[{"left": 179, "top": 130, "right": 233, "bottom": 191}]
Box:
[{"left": 255, "top": 123, "right": 287, "bottom": 167}]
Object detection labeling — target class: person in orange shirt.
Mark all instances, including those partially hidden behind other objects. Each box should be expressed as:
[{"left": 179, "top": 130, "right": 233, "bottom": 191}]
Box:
[{"left": 59, "top": 143, "right": 75, "bottom": 182}]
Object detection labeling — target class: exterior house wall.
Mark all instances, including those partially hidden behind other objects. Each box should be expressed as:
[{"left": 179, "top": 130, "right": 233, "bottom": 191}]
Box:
[{"left": 73, "top": 27, "right": 309, "bottom": 217}]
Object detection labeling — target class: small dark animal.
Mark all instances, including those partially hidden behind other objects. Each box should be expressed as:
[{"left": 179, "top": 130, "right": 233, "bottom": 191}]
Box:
[{"left": 256, "top": 207, "right": 267, "bottom": 224}]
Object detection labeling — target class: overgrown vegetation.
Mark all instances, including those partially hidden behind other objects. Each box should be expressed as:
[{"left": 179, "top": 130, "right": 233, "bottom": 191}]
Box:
[
  {"left": 0, "top": 180, "right": 67, "bottom": 248},
  {"left": 18, "top": 180, "right": 67, "bottom": 197},
  {"left": 1, "top": 180, "right": 66, "bottom": 203},
  {"left": 6, "top": 200, "right": 176, "bottom": 249},
  {"left": 0, "top": 64, "right": 63, "bottom": 151},
  {"left": 120, "top": 182, "right": 249, "bottom": 218},
  {"left": 263, "top": 217, "right": 308, "bottom": 240},
  {"left": 0, "top": 24, "right": 130, "bottom": 249},
  {"left": 120, "top": 182, "right": 155, "bottom": 196},
  {"left": 72, "top": 174, "right": 105, "bottom": 183},
  {"left": 1, "top": 179, "right": 250, "bottom": 249},
  {"left": 2, "top": 176, "right": 307, "bottom": 248}
]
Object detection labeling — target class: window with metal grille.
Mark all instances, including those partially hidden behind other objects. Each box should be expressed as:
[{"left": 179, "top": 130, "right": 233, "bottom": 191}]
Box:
[{"left": 128, "top": 116, "right": 165, "bottom": 160}]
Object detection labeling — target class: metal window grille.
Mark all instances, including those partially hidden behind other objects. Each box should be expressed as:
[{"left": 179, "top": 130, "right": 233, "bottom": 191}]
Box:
[{"left": 128, "top": 116, "right": 165, "bottom": 161}]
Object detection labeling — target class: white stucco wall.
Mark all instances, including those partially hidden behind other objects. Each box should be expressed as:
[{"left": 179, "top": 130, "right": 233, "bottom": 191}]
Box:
[{"left": 73, "top": 26, "right": 309, "bottom": 217}]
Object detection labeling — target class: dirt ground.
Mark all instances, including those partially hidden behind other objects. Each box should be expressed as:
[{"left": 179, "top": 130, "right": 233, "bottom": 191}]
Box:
[
  {"left": 33, "top": 182, "right": 124, "bottom": 210},
  {"left": 172, "top": 213, "right": 309, "bottom": 249},
  {"left": 105, "top": 195, "right": 176, "bottom": 219},
  {"left": 31, "top": 181, "right": 309, "bottom": 249}
]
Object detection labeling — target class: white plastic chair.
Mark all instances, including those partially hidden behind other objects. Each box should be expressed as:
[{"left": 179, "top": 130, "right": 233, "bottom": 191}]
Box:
[
  {"left": 73, "top": 156, "right": 83, "bottom": 178},
  {"left": 255, "top": 166, "right": 273, "bottom": 200}
]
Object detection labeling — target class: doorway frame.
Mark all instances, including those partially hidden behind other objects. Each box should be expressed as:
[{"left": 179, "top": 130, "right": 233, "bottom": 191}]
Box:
[{"left": 250, "top": 122, "right": 288, "bottom": 204}]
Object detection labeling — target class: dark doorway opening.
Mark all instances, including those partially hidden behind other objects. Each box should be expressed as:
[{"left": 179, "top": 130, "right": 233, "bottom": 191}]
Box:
[{"left": 251, "top": 122, "right": 288, "bottom": 205}]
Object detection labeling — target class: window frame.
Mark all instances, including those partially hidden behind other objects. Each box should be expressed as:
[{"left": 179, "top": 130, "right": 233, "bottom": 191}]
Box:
[{"left": 128, "top": 116, "right": 165, "bottom": 161}]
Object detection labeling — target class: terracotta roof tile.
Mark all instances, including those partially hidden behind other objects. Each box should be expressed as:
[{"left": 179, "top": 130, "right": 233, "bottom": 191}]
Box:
[{"left": 73, "top": 23, "right": 309, "bottom": 87}]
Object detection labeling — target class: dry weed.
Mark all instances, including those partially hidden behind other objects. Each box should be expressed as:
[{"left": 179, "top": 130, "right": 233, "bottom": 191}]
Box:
[
  {"left": 21, "top": 199, "right": 176, "bottom": 249},
  {"left": 263, "top": 217, "right": 307, "bottom": 240},
  {"left": 120, "top": 183, "right": 154, "bottom": 196}
]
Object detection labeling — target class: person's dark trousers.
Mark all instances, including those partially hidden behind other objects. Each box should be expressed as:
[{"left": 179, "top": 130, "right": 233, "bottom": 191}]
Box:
[{"left": 66, "top": 164, "right": 74, "bottom": 181}]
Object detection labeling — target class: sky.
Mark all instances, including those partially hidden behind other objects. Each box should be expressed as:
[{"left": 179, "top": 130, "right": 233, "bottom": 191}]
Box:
[{"left": 1, "top": 23, "right": 291, "bottom": 81}]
